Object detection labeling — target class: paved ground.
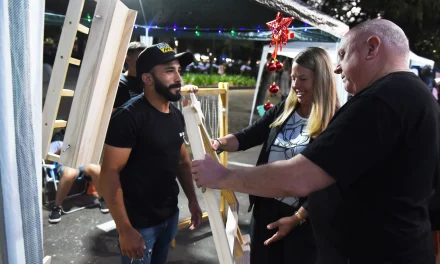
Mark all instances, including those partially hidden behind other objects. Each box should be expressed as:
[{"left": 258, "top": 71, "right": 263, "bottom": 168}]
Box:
[{"left": 42, "top": 65, "right": 280, "bottom": 264}]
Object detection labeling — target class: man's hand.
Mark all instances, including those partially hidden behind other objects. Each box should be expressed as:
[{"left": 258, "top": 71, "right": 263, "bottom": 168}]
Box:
[
  {"left": 264, "top": 215, "right": 299, "bottom": 245},
  {"left": 188, "top": 200, "right": 203, "bottom": 230},
  {"left": 191, "top": 154, "right": 231, "bottom": 189},
  {"left": 119, "top": 227, "right": 146, "bottom": 259},
  {"left": 181, "top": 84, "right": 199, "bottom": 93}
]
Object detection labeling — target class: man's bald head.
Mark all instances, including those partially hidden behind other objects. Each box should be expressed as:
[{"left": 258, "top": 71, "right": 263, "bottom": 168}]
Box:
[
  {"left": 335, "top": 19, "right": 411, "bottom": 95},
  {"left": 350, "top": 19, "right": 410, "bottom": 60}
]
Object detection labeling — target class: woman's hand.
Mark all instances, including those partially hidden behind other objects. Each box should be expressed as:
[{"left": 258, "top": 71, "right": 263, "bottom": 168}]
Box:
[
  {"left": 210, "top": 138, "right": 222, "bottom": 151},
  {"left": 264, "top": 215, "right": 300, "bottom": 245}
]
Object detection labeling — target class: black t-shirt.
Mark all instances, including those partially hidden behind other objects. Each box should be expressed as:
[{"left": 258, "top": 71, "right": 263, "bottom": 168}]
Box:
[
  {"left": 302, "top": 72, "right": 440, "bottom": 263},
  {"left": 105, "top": 94, "right": 185, "bottom": 228},
  {"left": 113, "top": 74, "right": 143, "bottom": 108}
]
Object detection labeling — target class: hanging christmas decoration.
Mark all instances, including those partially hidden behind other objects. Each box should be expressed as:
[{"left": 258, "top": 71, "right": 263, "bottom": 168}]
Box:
[
  {"left": 266, "top": 62, "right": 277, "bottom": 72},
  {"left": 275, "top": 61, "right": 283, "bottom": 71},
  {"left": 269, "top": 83, "right": 280, "bottom": 94},
  {"left": 266, "top": 12, "right": 295, "bottom": 59},
  {"left": 264, "top": 100, "right": 274, "bottom": 111},
  {"left": 262, "top": 12, "right": 295, "bottom": 111}
]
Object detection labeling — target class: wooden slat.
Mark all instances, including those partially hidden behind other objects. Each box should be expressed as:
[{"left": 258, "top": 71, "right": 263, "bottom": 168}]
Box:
[
  {"left": 77, "top": 24, "right": 90, "bottom": 34},
  {"left": 178, "top": 212, "right": 209, "bottom": 230},
  {"left": 182, "top": 95, "right": 233, "bottom": 264},
  {"left": 60, "top": 0, "right": 130, "bottom": 168},
  {"left": 181, "top": 87, "right": 227, "bottom": 96},
  {"left": 91, "top": 8, "right": 137, "bottom": 164},
  {"left": 43, "top": 256, "right": 52, "bottom": 264},
  {"left": 46, "top": 153, "right": 60, "bottom": 163},
  {"left": 235, "top": 235, "right": 251, "bottom": 264},
  {"left": 41, "top": 0, "right": 86, "bottom": 160},
  {"left": 61, "top": 89, "right": 74, "bottom": 97},
  {"left": 219, "top": 82, "right": 229, "bottom": 167},
  {"left": 54, "top": 120, "right": 67, "bottom": 128},
  {"left": 69, "top": 57, "right": 81, "bottom": 66}
]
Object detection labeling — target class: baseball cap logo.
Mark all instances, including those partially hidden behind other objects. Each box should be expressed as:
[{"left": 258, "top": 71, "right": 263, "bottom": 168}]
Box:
[{"left": 156, "top": 43, "right": 174, "bottom": 53}]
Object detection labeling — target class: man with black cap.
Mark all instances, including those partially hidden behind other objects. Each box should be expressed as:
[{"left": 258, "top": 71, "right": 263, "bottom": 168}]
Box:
[{"left": 100, "top": 42, "right": 202, "bottom": 264}]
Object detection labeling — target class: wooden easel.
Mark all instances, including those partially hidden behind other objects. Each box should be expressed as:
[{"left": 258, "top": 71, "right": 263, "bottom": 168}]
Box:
[{"left": 181, "top": 87, "right": 250, "bottom": 263}]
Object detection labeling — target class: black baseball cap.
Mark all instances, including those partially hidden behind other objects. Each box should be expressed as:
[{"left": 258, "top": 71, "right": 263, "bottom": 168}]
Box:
[{"left": 136, "top": 43, "right": 194, "bottom": 78}]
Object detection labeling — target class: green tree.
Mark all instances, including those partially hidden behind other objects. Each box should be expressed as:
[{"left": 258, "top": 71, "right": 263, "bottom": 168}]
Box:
[{"left": 306, "top": 0, "right": 440, "bottom": 65}]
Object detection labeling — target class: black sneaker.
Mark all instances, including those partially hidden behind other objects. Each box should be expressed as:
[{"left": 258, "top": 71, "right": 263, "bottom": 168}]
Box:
[
  {"left": 48, "top": 205, "right": 62, "bottom": 224},
  {"left": 99, "top": 198, "right": 109, "bottom": 213}
]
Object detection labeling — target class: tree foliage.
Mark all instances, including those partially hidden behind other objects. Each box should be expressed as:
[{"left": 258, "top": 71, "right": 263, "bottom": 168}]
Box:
[{"left": 306, "top": 0, "right": 440, "bottom": 65}]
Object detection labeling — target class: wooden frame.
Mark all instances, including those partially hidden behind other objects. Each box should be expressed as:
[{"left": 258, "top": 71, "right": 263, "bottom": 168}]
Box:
[
  {"left": 182, "top": 92, "right": 234, "bottom": 264},
  {"left": 42, "top": 0, "right": 137, "bottom": 167},
  {"left": 91, "top": 9, "right": 137, "bottom": 163},
  {"left": 181, "top": 89, "right": 249, "bottom": 263},
  {"left": 42, "top": 0, "right": 88, "bottom": 161},
  {"left": 58, "top": 0, "right": 136, "bottom": 168}
]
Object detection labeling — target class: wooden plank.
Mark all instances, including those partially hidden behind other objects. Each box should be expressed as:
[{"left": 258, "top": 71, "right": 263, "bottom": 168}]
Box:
[
  {"left": 235, "top": 235, "right": 251, "bottom": 264},
  {"left": 54, "top": 120, "right": 67, "bottom": 128},
  {"left": 200, "top": 107, "right": 246, "bottom": 262},
  {"left": 220, "top": 191, "right": 227, "bottom": 223},
  {"left": 43, "top": 256, "right": 52, "bottom": 264},
  {"left": 60, "top": 0, "right": 129, "bottom": 168},
  {"left": 46, "top": 153, "right": 60, "bottom": 163},
  {"left": 178, "top": 212, "right": 209, "bottom": 230},
  {"left": 41, "top": 0, "right": 86, "bottom": 160},
  {"left": 181, "top": 87, "right": 226, "bottom": 96},
  {"left": 69, "top": 57, "right": 81, "bottom": 66},
  {"left": 61, "top": 89, "right": 74, "bottom": 97},
  {"left": 219, "top": 82, "right": 229, "bottom": 167},
  {"left": 182, "top": 93, "right": 233, "bottom": 264},
  {"left": 91, "top": 8, "right": 137, "bottom": 164},
  {"left": 77, "top": 24, "right": 90, "bottom": 34}
]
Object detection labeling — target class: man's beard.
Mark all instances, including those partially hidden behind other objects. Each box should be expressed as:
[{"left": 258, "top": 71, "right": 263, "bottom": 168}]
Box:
[{"left": 152, "top": 74, "right": 182, "bottom": 102}]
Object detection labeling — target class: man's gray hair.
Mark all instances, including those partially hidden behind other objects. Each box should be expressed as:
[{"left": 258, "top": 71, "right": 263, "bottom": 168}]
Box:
[{"left": 351, "top": 19, "right": 410, "bottom": 60}]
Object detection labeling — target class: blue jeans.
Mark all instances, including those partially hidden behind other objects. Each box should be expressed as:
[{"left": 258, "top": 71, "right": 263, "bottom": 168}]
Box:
[{"left": 119, "top": 209, "right": 179, "bottom": 264}]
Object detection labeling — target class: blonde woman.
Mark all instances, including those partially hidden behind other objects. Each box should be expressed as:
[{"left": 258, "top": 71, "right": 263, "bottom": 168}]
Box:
[{"left": 211, "top": 47, "right": 339, "bottom": 264}]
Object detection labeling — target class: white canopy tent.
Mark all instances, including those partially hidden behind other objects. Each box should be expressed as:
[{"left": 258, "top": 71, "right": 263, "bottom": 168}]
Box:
[
  {"left": 249, "top": 41, "right": 348, "bottom": 124},
  {"left": 409, "top": 51, "right": 435, "bottom": 68}
]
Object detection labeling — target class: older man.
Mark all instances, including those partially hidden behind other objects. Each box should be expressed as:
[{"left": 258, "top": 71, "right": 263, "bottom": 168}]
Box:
[{"left": 192, "top": 19, "right": 440, "bottom": 263}]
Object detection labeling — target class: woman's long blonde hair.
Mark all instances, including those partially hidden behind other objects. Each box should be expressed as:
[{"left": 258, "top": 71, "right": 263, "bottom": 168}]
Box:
[{"left": 270, "top": 47, "right": 340, "bottom": 138}]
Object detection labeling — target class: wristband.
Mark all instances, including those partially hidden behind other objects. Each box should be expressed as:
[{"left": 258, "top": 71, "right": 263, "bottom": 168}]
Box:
[
  {"left": 295, "top": 211, "right": 306, "bottom": 225},
  {"left": 215, "top": 138, "right": 223, "bottom": 148}
]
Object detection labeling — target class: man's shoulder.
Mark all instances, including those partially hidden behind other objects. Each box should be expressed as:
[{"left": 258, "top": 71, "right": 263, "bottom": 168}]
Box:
[
  {"left": 367, "top": 72, "right": 428, "bottom": 99},
  {"left": 359, "top": 72, "right": 435, "bottom": 114}
]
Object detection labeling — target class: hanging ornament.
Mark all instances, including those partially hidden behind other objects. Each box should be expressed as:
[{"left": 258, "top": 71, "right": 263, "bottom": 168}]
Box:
[
  {"left": 275, "top": 60, "right": 283, "bottom": 71},
  {"left": 266, "top": 12, "right": 295, "bottom": 59},
  {"left": 264, "top": 100, "right": 274, "bottom": 111},
  {"left": 269, "top": 82, "right": 279, "bottom": 94},
  {"left": 266, "top": 61, "right": 277, "bottom": 72}
]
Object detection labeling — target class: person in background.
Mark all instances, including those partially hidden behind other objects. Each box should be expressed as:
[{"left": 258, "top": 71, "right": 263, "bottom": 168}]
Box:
[
  {"left": 279, "top": 58, "right": 292, "bottom": 101},
  {"left": 47, "top": 130, "right": 107, "bottom": 224},
  {"left": 211, "top": 47, "right": 340, "bottom": 264},
  {"left": 113, "top": 42, "right": 146, "bottom": 110}
]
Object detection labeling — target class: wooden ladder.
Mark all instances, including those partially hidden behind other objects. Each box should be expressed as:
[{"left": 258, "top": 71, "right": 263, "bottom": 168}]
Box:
[{"left": 42, "top": 0, "right": 137, "bottom": 168}]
